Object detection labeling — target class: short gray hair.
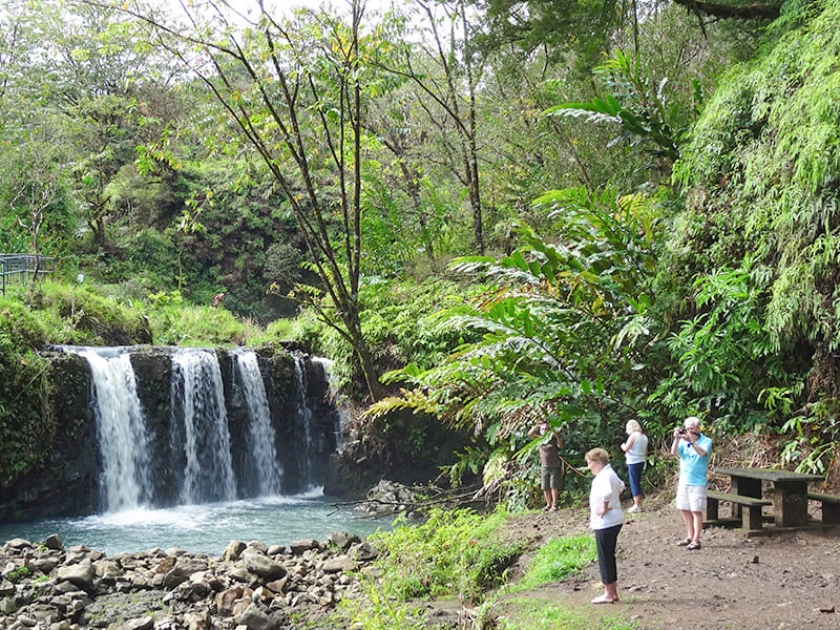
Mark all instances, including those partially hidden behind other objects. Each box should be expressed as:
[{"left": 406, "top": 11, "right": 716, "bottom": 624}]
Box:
[{"left": 586, "top": 447, "right": 610, "bottom": 465}]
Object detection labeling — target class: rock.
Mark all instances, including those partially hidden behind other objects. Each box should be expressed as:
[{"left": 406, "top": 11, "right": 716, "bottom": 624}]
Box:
[
  {"left": 153, "top": 556, "right": 177, "bottom": 574},
  {"left": 264, "top": 577, "right": 288, "bottom": 594},
  {"left": 120, "top": 616, "right": 154, "bottom": 630},
  {"left": 236, "top": 602, "right": 282, "bottom": 630},
  {"left": 163, "top": 558, "right": 208, "bottom": 589},
  {"left": 43, "top": 534, "right": 64, "bottom": 551},
  {"left": 32, "top": 556, "right": 61, "bottom": 574},
  {"left": 56, "top": 560, "right": 95, "bottom": 591},
  {"left": 247, "top": 541, "right": 269, "bottom": 554},
  {"left": 216, "top": 586, "right": 245, "bottom": 616},
  {"left": 0, "top": 596, "right": 17, "bottom": 614},
  {"left": 0, "top": 526, "right": 369, "bottom": 630},
  {"left": 183, "top": 610, "right": 210, "bottom": 629},
  {"left": 289, "top": 539, "right": 319, "bottom": 555},
  {"left": 349, "top": 541, "right": 378, "bottom": 562},
  {"left": 228, "top": 567, "right": 253, "bottom": 583},
  {"left": 4, "top": 538, "right": 33, "bottom": 550},
  {"left": 93, "top": 559, "right": 124, "bottom": 580},
  {"left": 242, "top": 550, "right": 286, "bottom": 581},
  {"left": 328, "top": 531, "right": 360, "bottom": 550},
  {"left": 223, "top": 541, "right": 247, "bottom": 562},
  {"left": 321, "top": 556, "right": 358, "bottom": 573}
]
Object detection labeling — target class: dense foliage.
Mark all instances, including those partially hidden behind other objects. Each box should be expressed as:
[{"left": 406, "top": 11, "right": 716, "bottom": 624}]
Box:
[{"left": 3, "top": 0, "right": 840, "bottom": 501}]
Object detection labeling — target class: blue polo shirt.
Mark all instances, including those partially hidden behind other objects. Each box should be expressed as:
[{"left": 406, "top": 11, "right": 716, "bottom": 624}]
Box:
[{"left": 678, "top": 434, "right": 713, "bottom": 486}]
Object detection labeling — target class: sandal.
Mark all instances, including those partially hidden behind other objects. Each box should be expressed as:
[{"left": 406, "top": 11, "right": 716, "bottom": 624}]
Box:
[
  {"left": 591, "top": 594, "right": 618, "bottom": 604},
  {"left": 676, "top": 538, "right": 692, "bottom": 546},
  {"left": 686, "top": 540, "right": 701, "bottom": 551}
]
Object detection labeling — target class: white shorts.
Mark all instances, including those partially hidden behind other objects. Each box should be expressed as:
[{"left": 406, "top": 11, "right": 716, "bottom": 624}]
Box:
[{"left": 675, "top": 484, "right": 707, "bottom": 512}]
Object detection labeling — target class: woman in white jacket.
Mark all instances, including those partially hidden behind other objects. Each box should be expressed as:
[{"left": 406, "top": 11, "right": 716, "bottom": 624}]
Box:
[{"left": 586, "top": 447, "right": 625, "bottom": 604}]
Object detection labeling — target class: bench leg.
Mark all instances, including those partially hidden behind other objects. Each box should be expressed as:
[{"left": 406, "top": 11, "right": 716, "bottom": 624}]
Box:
[
  {"left": 743, "top": 505, "right": 763, "bottom": 531},
  {"left": 706, "top": 497, "right": 719, "bottom": 520},
  {"left": 822, "top": 502, "right": 840, "bottom": 525}
]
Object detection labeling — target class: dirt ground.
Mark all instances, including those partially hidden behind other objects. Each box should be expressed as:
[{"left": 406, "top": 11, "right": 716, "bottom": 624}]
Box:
[{"left": 486, "top": 492, "right": 840, "bottom": 630}]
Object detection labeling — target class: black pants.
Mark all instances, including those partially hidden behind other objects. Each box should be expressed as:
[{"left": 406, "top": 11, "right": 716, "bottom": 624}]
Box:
[{"left": 595, "top": 523, "right": 622, "bottom": 584}]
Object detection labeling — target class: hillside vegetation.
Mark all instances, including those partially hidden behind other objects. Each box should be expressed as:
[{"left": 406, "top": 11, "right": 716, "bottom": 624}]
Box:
[{"left": 2, "top": 0, "right": 840, "bottom": 537}]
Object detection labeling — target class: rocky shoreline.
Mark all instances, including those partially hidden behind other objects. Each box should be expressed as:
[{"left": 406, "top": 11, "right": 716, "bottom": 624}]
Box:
[{"left": 0, "top": 531, "right": 380, "bottom": 630}]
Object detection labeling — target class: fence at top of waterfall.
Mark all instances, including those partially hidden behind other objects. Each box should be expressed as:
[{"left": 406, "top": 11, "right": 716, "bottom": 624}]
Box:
[{"left": 0, "top": 254, "right": 56, "bottom": 295}]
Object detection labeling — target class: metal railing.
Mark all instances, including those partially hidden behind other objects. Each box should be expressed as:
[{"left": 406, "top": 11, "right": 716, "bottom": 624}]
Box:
[{"left": 0, "top": 254, "right": 55, "bottom": 296}]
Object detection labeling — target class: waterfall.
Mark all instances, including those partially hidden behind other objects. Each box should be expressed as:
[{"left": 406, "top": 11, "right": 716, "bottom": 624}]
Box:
[
  {"left": 76, "top": 348, "right": 152, "bottom": 512},
  {"left": 48, "top": 345, "right": 341, "bottom": 518},
  {"left": 232, "top": 349, "right": 282, "bottom": 495},
  {"left": 312, "top": 356, "right": 344, "bottom": 449},
  {"left": 170, "top": 349, "right": 237, "bottom": 504},
  {"left": 292, "top": 355, "right": 316, "bottom": 489}
]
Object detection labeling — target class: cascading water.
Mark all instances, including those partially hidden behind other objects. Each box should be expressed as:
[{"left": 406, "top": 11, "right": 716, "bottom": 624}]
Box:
[
  {"left": 1, "top": 345, "right": 372, "bottom": 554},
  {"left": 292, "top": 354, "right": 316, "bottom": 489},
  {"left": 232, "top": 349, "right": 282, "bottom": 495},
  {"left": 80, "top": 348, "right": 152, "bottom": 513},
  {"left": 312, "top": 356, "right": 344, "bottom": 449},
  {"left": 62, "top": 345, "right": 340, "bottom": 514},
  {"left": 171, "top": 349, "right": 237, "bottom": 504}
]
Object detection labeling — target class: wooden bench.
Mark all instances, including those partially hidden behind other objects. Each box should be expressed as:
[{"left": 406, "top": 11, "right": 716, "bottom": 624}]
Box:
[
  {"left": 707, "top": 490, "right": 772, "bottom": 531},
  {"left": 807, "top": 492, "right": 840, "bottom": 525}
]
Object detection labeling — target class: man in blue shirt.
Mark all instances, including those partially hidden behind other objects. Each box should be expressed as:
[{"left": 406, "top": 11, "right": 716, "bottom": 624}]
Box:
[{"left": 670, "top": 416, "right": 712, "bottom": 550}]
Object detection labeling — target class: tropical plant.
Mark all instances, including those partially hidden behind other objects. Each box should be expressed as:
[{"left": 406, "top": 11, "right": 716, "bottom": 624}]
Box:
[
  {"left": 667, "top": 0, "right": 840, "bottom": 470},
  {"left": 369, "top": 185, "right": 665, "bottom": 496},
  {"left": 545, "top": 49, "right": 701, "bottom": 166}
]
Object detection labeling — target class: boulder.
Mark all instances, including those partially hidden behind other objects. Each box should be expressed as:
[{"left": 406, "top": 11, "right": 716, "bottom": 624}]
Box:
[
  {"left": 223, "top": 541, "right": 247, "bottom": 562},
  {"left": 55, "top": 560, "right": 95, "bottom": 591},
  {"left": 242, "top": 550, "right": 286, "bottom": 581}
]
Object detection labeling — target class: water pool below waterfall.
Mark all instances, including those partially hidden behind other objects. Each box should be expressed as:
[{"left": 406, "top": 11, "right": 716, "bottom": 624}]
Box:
[{"left": 0, "top": 490, "right": 392, "bottom": 556}]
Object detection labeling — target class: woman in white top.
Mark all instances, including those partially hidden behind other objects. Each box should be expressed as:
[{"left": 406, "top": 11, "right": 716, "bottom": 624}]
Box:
[
  {"left": 586, "top": 447, "right": 625, "bottom": 604},
  {"left": 620, "top": 419, "right": 648, "bottom": 513}
]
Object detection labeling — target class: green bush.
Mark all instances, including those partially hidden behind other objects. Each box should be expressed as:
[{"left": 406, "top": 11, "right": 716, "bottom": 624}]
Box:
[
  {"left": 146, "top": 291, "right": 248, "bottom": 346},
  {"left": 368, "top": 507, "right": 522, "bottom": 604},
  {"left": 0, "top": 298, "right": 56, "bottom": 484},
  {"left": 22, "top": 281, "right": 151, "bottom": 345}
]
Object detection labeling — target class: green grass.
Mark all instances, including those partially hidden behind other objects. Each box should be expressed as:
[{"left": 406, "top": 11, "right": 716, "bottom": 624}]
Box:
[
  {"left": 368, "top": 507, "right": 523, "bottom": 604},
  {"left": 517, "top": 533, "right": 596, "bottom": 589},
  {"left": 340, "top": 511, "right": 610, "bottom": 630},
  {"left": 484, "top": 595, "right": 637, "bottom": 630}
]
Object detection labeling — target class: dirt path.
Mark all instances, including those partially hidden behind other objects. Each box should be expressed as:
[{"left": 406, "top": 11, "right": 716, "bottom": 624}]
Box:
[{"left": 492, "top": 494, "right": 840, "bottom": 630}]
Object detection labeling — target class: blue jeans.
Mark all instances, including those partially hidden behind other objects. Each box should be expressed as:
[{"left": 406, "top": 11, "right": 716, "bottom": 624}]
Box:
[{"left": 627, "top": 462, "right": 644, "bottom": 498}]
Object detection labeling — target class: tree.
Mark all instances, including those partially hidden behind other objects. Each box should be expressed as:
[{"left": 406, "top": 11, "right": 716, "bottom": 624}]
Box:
[
  {"left": 0, "top": 125, "right": 69, "bottom": 260},
  {"left": 370, "top": 186, "right": 666, "bottom": 498},
  {"left": 116, "top": 0, "right": 398, "bottom": 399},
  {"left": 376, "top": 0, "right": 488, "bottom": 255},
  {"left": 471, "top": 0, "right": 778, "bottom": 70}
]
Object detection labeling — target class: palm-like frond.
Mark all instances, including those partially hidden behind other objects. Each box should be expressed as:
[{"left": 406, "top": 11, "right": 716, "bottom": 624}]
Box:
[{"left": 375, "top": 186, "right": 663, "bottom": 446}]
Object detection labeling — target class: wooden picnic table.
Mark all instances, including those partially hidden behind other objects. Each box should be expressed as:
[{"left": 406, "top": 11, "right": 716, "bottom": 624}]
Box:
[{"left": 714, "top": 467, "right": 823, "bottom": 528}]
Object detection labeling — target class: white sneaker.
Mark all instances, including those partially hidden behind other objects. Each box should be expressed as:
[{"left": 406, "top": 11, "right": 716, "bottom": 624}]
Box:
[{"left": 627, "top": 505, "right": 640, "bottom": 514}]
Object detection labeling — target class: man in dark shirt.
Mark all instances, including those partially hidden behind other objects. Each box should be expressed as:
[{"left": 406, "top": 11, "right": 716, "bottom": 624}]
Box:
[{"left": 528, "top": 419, "right": 564, "bottom": 511}]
